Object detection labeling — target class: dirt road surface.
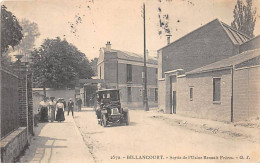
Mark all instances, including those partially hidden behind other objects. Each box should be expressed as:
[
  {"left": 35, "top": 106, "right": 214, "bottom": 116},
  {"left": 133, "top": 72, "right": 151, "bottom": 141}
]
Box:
[{"left": 73, "top": 109, "right": 260, "bottom": 163}]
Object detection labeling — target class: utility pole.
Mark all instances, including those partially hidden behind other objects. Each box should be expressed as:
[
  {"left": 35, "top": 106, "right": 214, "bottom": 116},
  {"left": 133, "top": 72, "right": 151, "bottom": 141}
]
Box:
[{"left": 142, "top": 3, "right": 149, "bottom": 111}]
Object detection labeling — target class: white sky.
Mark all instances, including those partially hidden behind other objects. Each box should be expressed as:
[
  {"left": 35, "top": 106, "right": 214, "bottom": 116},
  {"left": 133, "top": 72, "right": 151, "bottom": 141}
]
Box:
[{"left": 2, "top": 0, "right": 260, "bottom": 60}]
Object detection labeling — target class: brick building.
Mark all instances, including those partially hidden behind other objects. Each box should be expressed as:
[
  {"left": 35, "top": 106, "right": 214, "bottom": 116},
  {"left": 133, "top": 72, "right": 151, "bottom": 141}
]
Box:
[
  {"left": 1, "top": 59, "right": 34, "bottom": 162},
  {"left": 181, "top": 46, "right": 260, "bottom": 122},
  {"left": 157, "top": 19, "right": 251, "bottom": 114},
  {"left": 97, "top": 42, "right": 158, "bottom": 108}
]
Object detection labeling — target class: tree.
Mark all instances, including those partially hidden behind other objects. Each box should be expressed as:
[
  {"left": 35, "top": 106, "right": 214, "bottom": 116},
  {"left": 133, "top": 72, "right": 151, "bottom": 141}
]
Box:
[
  {"left": 14, "top": 19, "right": 40, "bottom": 57},
  {"left": 231, "top": 0, "right": 257, "bottom": 38},
  {"left": 1, "top": 5, "right": 23, "bottom": 55},
  {"left": 90, "top": 57, "right": 98, "bottom": 76},
  {"left": 31, "top": 37, "right": 94, "bottom": 89}
]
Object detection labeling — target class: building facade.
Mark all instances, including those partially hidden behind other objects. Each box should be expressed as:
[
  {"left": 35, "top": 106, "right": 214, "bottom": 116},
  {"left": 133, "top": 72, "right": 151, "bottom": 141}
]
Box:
[
  {"left": 157, "top": 19, "right": 251, "bottom": 114},
  {"left": 159, "top": 33, "right": 260, "bottom": 122},
  {"left": 97, "top": 42, "right": 158, "bottom": 108}
]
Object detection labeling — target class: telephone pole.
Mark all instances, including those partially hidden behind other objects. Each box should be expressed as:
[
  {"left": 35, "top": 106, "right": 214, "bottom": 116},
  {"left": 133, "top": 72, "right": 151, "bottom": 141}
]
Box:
[{"left": 142, "top": 3, "right": 149, "bottom": 111}]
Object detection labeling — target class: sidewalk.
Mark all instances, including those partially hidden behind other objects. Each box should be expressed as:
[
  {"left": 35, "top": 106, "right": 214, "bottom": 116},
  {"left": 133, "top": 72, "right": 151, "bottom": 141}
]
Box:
[
  {"left": 19, "top": 114, "right": 94, "bottom": 163},
  {"left": 148, "top": 109, "right": 260, "bottom": 143}
]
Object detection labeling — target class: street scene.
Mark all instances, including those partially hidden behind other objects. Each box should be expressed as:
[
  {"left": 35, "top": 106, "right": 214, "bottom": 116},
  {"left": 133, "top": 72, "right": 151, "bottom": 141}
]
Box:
[
  {"left": 1, "top": 0, "right": 260, "bottom": 163},
  {"left": 19, "top": 108, "right": 260, "bottom": 163}
]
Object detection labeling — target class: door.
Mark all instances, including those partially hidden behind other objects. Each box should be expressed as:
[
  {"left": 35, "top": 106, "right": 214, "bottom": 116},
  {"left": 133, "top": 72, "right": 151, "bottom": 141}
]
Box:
[{"left": 172, "top": 91, "right": 176, "bottom": 114}]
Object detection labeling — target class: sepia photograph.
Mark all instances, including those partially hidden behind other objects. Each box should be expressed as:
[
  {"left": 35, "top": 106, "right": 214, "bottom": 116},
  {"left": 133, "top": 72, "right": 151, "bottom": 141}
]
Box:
[{"left": 0, "top": 0, "right": 260, "bottom": 163}]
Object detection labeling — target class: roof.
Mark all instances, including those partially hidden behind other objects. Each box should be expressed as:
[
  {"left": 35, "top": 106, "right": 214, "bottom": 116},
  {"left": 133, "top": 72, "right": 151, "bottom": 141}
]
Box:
[
  {"left": 220, "top": 21, "right": 250, "bottom": 45},
  {"left": 158, "top": 19, "right": 251, "bottom": 51},
  {"left": 102, "top": 48, "right": 158, "bottom": 65},
  {"left": 186, "top": 49, "right": 260, "bottom": 75}
]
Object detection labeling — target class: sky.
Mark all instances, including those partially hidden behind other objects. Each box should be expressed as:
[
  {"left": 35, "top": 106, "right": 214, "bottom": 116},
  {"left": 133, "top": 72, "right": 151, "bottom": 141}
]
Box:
[{"left": 2, "top": 0, "right": 260, "bottom": 60}]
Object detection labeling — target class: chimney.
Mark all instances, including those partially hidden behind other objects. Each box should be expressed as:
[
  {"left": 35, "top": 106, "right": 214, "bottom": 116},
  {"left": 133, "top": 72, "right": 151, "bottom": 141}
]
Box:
[
  {"left": 166, "top": 34, "right": 172, "bottom": 45},
  {"left": 106, "top": 41, "right": 111, "bottom": 52}
]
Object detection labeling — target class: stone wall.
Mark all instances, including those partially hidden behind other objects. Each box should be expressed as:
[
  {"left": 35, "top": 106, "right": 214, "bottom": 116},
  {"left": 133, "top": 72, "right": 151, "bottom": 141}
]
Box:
[{"left": 0, "top": 127, "right": 27, "bottom": 163}]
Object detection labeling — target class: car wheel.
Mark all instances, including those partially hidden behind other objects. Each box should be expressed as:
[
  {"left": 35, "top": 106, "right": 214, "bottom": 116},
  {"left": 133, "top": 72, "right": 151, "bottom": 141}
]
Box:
[{"left": 125, "top": 112, "right": 129, "bottom": 126}]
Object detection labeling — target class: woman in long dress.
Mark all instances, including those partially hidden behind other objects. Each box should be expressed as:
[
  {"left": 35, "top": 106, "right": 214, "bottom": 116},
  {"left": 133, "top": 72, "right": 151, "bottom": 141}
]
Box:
[
  {"left": 38, "top": 97, "right": 49, "bottom": 122},
  {"left": 56, "top": 99, "right": 65, "bottom": 122},
  {"left": 49, "top": 97, "right": 56, "bottom": 122}
]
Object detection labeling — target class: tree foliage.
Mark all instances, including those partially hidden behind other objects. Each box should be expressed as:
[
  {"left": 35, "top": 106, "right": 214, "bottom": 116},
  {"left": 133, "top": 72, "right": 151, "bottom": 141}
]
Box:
[
  {"left": 90, "top": 57, "right": 98, "bottom": 76},
  {"left": 14, "top": 19, "right": 40, "bottom": 55},
  {"left": 31, "top": 37, "right": 94, "bottom": 89},
  {"left": 1, "top": 5, "right": 23, "bottom": 54},
  {"left": 231, "top": 0, "right": 257, "bottom": 38}
]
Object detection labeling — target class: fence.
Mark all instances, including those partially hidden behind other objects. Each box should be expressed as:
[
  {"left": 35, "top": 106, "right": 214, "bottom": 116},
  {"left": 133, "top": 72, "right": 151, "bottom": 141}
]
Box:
[{"left": 1, "top": 65, "right": 20, "bottom": 139}]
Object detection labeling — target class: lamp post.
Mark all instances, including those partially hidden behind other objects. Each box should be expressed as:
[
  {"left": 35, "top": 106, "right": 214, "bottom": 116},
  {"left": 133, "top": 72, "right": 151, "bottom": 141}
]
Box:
[{"left": 142, "top": 3, "right": 149, "bottom": 111}]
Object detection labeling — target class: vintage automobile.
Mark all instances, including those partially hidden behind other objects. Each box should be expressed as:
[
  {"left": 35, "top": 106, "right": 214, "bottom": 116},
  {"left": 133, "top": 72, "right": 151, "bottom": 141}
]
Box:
[{"left": 94, "top": 89, "right": 129, "bottom": 127}]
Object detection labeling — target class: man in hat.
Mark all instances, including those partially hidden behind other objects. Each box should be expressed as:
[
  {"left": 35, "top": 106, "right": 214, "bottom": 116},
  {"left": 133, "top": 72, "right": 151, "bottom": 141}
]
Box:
[{"left": 67, "top": 98, "right": 74, "bottom": 117}]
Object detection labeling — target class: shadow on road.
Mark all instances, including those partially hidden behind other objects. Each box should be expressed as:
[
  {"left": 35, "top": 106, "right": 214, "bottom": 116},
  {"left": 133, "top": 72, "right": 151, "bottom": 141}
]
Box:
[{"left": 18, "top": 123, "right": 67, "bottom": 163}]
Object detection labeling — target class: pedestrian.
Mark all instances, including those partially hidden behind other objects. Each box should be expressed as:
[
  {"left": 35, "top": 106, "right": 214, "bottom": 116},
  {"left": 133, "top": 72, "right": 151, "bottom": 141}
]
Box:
[
  {"left": 61, "top": 98, "right": 66, "bottom": 111},
  {"left": 49, "top": 97, "right": 56, "bottom": 122},
  {"left": 67, "top": 98, "right": 74, "bottom": 117},
  {"left": 38, "top": 97, "right": 49, "bottom": 122},
  {"left": 55, "top": 98, "right": 65, "bottom": 122},
  {"left": 77, "top": 98, "right": 82, "bottom": 112}
]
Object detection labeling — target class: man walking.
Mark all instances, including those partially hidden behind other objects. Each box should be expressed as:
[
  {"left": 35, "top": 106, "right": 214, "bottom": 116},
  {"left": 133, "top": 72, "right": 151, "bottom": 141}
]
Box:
[{"left": 67, "top": 98, "right": 74, "bottom": 117}]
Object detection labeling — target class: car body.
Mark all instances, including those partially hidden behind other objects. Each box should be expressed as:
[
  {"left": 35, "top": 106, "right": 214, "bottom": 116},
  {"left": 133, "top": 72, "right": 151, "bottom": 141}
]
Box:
[{"left": 94, "top": 89, "right": 129, "bottom": 127}]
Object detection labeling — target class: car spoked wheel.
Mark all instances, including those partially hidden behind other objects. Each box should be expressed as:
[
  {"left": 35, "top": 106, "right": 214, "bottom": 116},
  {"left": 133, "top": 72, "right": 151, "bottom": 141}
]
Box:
[{"left": 125, "top": 112, "right": 129, "bottom": 126}]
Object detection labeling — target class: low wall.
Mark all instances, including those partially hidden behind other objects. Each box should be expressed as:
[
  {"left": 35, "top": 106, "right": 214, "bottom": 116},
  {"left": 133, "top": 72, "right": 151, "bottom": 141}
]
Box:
[
  {"left": 33, "top": 88, "right": 75, "bottom": 112},
  {"left": 0, "top": 127, "right": 28, "bottom": 163}
]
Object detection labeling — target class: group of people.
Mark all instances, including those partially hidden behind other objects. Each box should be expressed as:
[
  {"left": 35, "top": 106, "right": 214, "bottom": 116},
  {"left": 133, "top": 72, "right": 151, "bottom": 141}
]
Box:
[{"left": 37, "top": 97, "right": 82, "bottom": 123}]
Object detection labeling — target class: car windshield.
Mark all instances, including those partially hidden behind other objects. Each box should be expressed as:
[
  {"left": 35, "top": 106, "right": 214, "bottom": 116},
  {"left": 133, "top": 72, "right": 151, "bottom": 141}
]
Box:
[{"left": 97, "top": 90, "right": 119, "bottom": 102}]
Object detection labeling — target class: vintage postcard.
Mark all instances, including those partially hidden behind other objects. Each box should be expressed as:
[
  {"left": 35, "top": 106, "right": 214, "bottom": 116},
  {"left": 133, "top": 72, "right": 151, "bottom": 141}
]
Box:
[{"left": 0, "top": 0, "right": 260, "bottom": 163}]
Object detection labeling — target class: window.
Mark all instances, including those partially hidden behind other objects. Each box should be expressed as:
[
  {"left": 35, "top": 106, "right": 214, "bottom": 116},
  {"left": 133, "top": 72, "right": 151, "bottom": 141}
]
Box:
[
  {"left": 140, "top": 89, "right": 143, "bottom": 96},
  {"left": 127, "top": 87, "right": 132, "bottom": 103},
  {"left": 127, "top": 64, "right": 132, "bottom": 82},
  {"left": 213, "top": 78, "right": 221, "bottom": 102},
  {"left": 155, "top": 68, "right": 158, "bottom": 74},
  {"left": 155, "top": 88, "right": 158, "bottom": 101},
  {"left": 190, "top": 87, "right": 193, "bottom": 101}
]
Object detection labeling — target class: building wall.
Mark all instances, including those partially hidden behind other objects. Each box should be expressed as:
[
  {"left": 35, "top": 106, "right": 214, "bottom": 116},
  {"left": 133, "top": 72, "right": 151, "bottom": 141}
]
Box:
[
  {"left": 97, "top": 62, "right": 105, "bottom": 79},
  {"left": 119, "top": 86, "right": 158, "bottom": 108},
  {"left": 102, "top": 58, "right": 157, "bottom": 86},
  {"left": 159, "top": 20, "right": 236, "bottom": 78},
  {"left": 177, "top": 70, "right": 232, "bottom": 122},
  {"left": 233, "top": 66, "right": 260, "bottom": 121},
  {"left": 158, "top": 79, "right": 166, "bottom": 111},
  {"left": 98, "top": 50, "right": 158, "bottom": 108}
]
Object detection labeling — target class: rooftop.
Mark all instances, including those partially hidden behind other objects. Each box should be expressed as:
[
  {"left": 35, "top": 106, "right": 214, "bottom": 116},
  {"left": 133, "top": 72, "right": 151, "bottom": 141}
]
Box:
[
  {"left": 186, "top": 48, "right": 260, "bottom": 75},
  {"left": 158, "top": 19, "right": 251, "bottom": 51},
  {"left": 102, "top": 47, "right": 158, "bottom": 65}
]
